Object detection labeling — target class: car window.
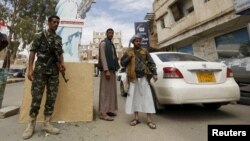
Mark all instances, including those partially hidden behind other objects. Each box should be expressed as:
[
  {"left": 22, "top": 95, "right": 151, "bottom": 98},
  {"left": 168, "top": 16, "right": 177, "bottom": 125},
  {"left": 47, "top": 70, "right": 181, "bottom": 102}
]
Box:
[{"left": 156, "top": 53, "right": 206, "bottom": 62}]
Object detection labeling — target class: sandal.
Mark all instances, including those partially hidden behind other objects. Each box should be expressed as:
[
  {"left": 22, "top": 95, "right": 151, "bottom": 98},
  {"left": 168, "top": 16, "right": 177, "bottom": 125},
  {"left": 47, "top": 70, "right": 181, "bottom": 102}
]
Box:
[
  {"left": 147, "top": 122, "right": 156, "bottom": 129},
  {"left": 130, "top": 119, "right": 140, "bottom": 126},
  {"left": 107, "top": 112, "right": 117, "bottom": 117},
  {"left": 99, "top": 115, "right": 114, "bottom": 121}
]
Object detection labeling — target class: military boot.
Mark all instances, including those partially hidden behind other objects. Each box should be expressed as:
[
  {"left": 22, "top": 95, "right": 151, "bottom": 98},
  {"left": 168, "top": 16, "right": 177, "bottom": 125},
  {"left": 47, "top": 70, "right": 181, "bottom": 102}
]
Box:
[
  {"left": 42, "top": 116, "right": 60, "bottom": 134},
  {"left": 22, "top": 117, "right": 36, "bottom": 140}
]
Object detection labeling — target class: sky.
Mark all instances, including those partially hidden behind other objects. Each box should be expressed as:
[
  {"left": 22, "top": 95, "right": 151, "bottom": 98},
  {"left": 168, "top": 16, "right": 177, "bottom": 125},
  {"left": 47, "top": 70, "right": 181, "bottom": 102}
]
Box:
[
  {"left": 1, "top": 0, "right": 154, "bottom": 56},
  {"left": 81, "top": 0, "right": 154, "bottom": 47}
]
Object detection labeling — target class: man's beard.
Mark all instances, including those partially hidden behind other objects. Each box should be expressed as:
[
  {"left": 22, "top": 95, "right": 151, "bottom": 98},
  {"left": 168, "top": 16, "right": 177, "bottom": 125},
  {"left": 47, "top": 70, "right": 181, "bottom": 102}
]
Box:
[
  {"left": 134, "top": 44, "right": 141, "bottom": 49},
  {"left": 107, "top": 36, "right": 113, "bottom": 40}
]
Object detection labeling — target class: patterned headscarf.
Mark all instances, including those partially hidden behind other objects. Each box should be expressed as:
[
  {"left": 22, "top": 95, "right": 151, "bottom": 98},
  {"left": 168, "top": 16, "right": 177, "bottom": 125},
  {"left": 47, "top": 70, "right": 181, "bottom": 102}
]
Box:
[{"left": 128, "top": 33, "right": 142, "bottom": 48}]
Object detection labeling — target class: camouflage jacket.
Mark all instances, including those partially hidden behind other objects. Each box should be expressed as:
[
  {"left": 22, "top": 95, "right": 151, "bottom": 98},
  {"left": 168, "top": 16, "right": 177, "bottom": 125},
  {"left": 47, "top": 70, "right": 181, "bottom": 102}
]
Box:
[{"left": 30, "top": 30, "right": 63, "bottom": 74}]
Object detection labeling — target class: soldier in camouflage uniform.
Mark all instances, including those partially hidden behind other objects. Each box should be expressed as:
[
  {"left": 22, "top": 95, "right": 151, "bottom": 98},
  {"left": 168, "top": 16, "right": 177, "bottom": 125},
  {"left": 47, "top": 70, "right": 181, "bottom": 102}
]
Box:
[{"left": 23, "top": 15, "right": 65, "bottom": 140}]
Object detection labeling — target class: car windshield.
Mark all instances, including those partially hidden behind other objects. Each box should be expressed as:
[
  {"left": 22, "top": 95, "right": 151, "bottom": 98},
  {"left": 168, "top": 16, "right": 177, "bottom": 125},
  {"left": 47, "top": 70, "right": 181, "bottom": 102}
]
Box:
[{"left": 156, "top": 53, "right": 206, "bottom": 62}]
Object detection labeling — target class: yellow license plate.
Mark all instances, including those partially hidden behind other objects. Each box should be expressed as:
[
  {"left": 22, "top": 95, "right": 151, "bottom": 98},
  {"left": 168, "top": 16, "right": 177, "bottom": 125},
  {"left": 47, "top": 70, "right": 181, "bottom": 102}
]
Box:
[{"left": 196, "top": 71, "right": 216, "bottom": 83}]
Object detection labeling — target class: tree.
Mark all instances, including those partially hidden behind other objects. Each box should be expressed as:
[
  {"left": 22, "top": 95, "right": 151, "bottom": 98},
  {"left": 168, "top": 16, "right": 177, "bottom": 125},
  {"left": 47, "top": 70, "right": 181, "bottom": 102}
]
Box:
[
  {"left": 0, "top": 0, "right": 57, "bottom": 61},
  {"left": 0, "top": 2, "right": 10, "bottom": 19}
]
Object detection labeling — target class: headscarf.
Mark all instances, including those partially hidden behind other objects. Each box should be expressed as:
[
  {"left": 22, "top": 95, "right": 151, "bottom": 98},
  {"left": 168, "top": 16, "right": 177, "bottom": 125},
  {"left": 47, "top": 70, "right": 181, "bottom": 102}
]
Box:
[{"left": 128, "top": 33, "right": 142, "bottom": 48}]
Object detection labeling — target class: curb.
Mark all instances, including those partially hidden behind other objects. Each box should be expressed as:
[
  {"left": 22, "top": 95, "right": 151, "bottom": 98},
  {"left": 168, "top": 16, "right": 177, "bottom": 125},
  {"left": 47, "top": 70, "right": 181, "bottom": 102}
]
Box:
[{"left": 6, "top": 78, "right": 25, "bottom": 84}]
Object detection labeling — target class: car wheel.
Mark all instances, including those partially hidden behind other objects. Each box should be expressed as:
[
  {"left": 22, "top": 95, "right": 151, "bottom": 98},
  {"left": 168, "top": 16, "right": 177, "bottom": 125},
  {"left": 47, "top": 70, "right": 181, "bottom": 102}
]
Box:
[
  {"left": 120, "top": 81, "right": 127, "bottom": 97},
  {"left": 203, "top": 103, "right": 222, "bottom": 110},
  {"left": 150, "top": 84, "right": 164, "bottom": 113}
]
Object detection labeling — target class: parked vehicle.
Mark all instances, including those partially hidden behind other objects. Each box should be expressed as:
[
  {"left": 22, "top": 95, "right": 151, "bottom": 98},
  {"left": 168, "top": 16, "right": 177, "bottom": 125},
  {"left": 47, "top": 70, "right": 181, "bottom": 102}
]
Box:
[
  {"left": 117, "top": 67, "right": 128, "bottom": 97},
  {"left": 8, "top": 65, "right": 26, "bottom": 78},
  {"left": 219, "top": 57, "right": 250, "bottom": 85},
  {"left": 217, "top": 43, "right": 250, "bottom": 85},
  {"left": 119, "top": 52, "right": 240, "bottom": 111}
]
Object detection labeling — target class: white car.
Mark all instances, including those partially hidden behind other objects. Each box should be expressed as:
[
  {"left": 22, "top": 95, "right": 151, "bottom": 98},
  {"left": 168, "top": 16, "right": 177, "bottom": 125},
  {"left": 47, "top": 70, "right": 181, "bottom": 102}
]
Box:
[
  {"left": 150, "top": 52, "right": 240, "bottom": 111},
  {"left": 119, "top": 52, "right": 240, "bottom": 111},
  {"left": 117, "top": 67, "right": 129, "bottom": 97}
]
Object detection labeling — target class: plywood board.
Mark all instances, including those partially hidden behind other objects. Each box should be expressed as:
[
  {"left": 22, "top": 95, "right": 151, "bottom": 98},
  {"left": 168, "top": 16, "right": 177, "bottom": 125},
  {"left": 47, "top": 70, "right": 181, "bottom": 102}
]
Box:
[{"left": 19, "top": 63, "right": 93, "bottom": 123}]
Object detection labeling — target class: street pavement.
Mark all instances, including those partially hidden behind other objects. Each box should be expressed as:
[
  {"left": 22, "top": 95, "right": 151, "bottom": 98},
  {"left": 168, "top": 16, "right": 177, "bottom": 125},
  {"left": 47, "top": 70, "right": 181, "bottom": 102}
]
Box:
[
  {"left": 0, "top": 77, "right": 250, "bottom": 141},
  {"left": 1, "top": 78, "right": 164, "bottom": 141}
]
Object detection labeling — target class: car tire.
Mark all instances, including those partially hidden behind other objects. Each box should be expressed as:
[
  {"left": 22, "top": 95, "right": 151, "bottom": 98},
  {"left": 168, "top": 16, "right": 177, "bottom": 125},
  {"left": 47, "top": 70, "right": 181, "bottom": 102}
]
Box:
[
  {"left": 120, "top": 81, "right": 127, "bottom": 97},
  {"left": 150, "top": 84, "right": 164, "bottom": 113},
  {"left": 203, "top": 103, "right": 222, "bottom": 110}
]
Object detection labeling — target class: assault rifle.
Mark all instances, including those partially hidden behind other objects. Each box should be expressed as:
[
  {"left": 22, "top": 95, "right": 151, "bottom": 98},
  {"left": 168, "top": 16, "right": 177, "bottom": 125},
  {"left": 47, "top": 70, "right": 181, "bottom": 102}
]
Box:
[{"left": 41, "top": 32, "right": 69, "bottom": 83}]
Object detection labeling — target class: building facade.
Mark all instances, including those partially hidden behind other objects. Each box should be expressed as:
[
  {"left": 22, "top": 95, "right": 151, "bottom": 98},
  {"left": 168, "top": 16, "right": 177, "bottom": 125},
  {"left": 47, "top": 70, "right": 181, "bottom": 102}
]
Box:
[
  {"left": 153, "top": 0, "right": 250, "bottom": 61},
  {"left": 79, "top": 31, "right": 124, "bottom": 63},
  {"left": 145, "top": 13, "right": 159, "bottom": 51}
]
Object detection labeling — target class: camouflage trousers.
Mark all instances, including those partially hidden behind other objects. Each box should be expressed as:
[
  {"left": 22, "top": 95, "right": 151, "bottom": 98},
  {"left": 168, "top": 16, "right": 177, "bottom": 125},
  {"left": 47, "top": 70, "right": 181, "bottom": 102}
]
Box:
[{"left": 29, "top": 71, "right": 59, "bottom": 118}]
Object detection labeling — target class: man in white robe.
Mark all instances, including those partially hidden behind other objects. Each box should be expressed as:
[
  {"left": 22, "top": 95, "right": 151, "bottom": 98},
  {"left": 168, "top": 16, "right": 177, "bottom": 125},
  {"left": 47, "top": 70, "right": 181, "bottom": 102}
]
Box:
[{"left": 120, "top": 34, "right": 158, "bottom": 129}]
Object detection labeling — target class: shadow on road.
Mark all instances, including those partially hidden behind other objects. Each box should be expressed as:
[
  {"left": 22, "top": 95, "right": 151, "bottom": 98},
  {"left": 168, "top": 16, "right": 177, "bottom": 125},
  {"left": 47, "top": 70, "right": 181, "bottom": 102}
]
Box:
[{"left": 156, "top": 104, "right": 238, "bottom": 122}]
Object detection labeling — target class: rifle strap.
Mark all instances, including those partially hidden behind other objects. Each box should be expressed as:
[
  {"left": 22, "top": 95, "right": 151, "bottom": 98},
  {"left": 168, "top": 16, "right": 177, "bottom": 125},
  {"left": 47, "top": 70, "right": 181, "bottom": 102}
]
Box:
[
  {"left": 41, "top": 31, "right": 57, "bottom": 58},
  {"left": 135, "top": 49, "right": 148, "bottom": 68},
  {"left": 41, "top": 31, "right": 50, "bottom": 50},
  {"left": 134, "top": 49, "right": 153, "bottom": 76}
]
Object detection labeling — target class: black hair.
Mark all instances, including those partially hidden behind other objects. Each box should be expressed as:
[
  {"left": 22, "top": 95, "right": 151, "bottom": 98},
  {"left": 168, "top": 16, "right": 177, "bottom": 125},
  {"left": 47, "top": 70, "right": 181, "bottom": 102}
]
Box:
[
  {"left": 106, "top": 28, "right": 114, "bottom": 33},
  {"left": 48, "top": 15, "right": 60, "bottom": 22}
]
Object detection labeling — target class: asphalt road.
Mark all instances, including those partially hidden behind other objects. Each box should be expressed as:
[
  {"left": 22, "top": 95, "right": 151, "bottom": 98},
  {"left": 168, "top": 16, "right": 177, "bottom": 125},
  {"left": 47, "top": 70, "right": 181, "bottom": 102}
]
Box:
[{"left": 0, "top": 78, "right": 250, "bottom": 141}]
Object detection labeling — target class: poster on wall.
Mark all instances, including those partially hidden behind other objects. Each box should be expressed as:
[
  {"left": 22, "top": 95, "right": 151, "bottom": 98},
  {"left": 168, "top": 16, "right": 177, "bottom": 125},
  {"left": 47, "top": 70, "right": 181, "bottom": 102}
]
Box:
[
  {"left": 57, "top": 19, "right": 84, "bottom": 62},
  {"left": 134, "top": 22, "right": 150, "bottom": 48}
]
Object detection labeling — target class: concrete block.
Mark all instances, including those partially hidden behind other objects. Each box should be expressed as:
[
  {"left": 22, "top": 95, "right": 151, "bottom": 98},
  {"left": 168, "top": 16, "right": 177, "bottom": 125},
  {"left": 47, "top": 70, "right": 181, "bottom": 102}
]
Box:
[{"left": 0, "top": 106, "right": 20, "bottom": 118}]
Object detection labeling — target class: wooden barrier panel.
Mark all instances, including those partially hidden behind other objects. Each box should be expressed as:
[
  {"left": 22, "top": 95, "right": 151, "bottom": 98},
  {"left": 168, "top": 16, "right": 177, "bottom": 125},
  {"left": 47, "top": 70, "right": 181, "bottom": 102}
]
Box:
[{"left": 19, "top": 63, "right": 94, "bottom": 123}]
